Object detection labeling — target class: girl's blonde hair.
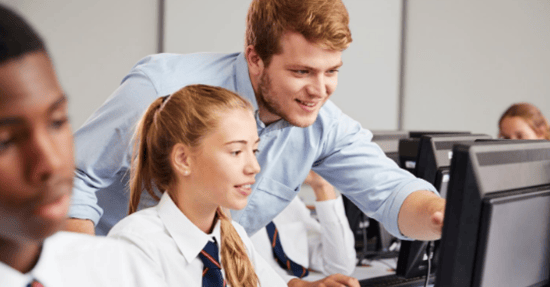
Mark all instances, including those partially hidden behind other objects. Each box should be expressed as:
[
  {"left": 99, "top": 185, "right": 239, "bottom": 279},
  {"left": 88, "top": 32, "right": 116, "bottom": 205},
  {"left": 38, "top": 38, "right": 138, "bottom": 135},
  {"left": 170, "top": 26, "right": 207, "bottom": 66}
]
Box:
[
  {"left": 499, "top": 102, "right": 550, "bottom": 140},
  {"left": 130, "top": 84, "right": 258, "bottom": 286}
]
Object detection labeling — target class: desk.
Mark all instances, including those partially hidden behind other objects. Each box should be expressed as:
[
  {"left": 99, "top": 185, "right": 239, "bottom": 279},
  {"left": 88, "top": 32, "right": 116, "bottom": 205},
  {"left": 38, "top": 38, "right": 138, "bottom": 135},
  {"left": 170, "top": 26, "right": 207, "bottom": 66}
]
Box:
[{"left": 303, "top": 258, "right": 397, "bottom": 282}]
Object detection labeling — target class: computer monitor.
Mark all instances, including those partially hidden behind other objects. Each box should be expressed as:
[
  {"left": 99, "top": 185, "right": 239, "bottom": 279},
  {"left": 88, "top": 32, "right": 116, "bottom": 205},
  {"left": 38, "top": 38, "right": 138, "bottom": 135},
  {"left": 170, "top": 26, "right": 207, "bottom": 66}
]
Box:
[
  {"left": 371, "top": 130, "right": 409, "bottom": 165},
  {"left": 396, "top": 134, "right": 491, "bottom": 278},
  {"left": 398, "top": 131, "right": 471, "bottom": 173},
  {"left": 436, "top": 140, "right": 550, "bottom": 287},
  {"left": 343, "top": 130, "right": 409, "bottom": 257},
  {"left": 415, "top": 134, "right": 491, "bottom": 198}
]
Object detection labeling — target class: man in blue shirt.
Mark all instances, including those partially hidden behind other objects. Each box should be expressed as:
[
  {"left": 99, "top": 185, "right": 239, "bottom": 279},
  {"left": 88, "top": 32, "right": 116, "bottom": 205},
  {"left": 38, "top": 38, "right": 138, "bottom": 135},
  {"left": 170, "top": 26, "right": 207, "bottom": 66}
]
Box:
[{"left": 67, "top": 0, "right": 444, "bottom": 250}]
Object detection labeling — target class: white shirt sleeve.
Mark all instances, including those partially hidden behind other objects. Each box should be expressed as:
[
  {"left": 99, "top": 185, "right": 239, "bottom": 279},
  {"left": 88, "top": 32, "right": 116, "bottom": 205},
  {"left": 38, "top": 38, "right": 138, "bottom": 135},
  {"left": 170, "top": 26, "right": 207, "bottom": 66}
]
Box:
[{"left": 308, "top": 195, "right": 356, "bottom": 275}]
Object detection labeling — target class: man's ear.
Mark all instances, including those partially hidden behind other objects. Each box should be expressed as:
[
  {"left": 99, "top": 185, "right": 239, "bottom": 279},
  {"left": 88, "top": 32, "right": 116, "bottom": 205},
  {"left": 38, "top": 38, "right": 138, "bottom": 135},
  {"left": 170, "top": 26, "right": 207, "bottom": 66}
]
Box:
[
  {"left": 171, "top": 143, "right": 192, "bottom": 176},
  {"left": 245, "top": 45, "right": 264, "bottom": 77}
]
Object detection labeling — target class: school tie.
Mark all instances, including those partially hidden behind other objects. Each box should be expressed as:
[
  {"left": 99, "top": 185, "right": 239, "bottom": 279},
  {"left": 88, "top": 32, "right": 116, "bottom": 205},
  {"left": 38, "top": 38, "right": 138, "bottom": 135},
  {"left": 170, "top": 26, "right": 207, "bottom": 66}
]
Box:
[
  {"left": 27, "top": 280, "right": 44, "bottom": 287},
  {"left": 198, "top": 239, "right": 226, "bottom": 287},
  {"left": 266, "top": 221, "right": 309, "bottom": 278}
]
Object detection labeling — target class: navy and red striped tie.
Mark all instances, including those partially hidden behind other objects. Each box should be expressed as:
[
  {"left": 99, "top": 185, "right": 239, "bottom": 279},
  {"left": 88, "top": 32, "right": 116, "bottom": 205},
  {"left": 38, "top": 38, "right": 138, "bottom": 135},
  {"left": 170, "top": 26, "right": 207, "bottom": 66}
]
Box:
[
  {"left": 198, "top": 239, "right": 226, "bottom": 287},
  {"left": 266, "top": 221, "right": 309, "bottom": 278},
  {"left": 27, "top": 280, "right": 43, "bottom": 287}
]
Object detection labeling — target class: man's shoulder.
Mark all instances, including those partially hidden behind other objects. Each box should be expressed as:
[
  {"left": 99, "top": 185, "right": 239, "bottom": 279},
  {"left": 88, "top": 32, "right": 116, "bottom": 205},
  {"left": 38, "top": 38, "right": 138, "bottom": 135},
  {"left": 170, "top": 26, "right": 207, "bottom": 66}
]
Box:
[
  {"left": 131, "top": 52, "right": 241, "bottom": 76},
  {"left": 310, "top": 100, "right": 359, "bottom": 132},
  {"left": 124, "top": 51, "right": 243, "bottom": 95}
]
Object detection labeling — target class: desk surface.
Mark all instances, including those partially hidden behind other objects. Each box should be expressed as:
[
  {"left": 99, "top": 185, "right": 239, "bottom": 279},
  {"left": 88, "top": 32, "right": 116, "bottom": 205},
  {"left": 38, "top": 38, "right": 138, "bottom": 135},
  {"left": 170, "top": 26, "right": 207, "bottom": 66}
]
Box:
[{"left": 303, "top": 258, "right": 397, "bottom": 282}]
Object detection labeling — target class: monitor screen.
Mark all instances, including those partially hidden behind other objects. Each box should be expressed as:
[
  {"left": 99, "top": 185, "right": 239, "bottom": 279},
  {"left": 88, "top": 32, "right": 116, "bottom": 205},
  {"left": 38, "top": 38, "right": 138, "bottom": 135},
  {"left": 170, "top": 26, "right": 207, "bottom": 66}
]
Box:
[
  {"left": 396, "top": 134, "right": 490, "bottom": 278},
  {"left": 435, "top": 140, "right": 550, "bottom": 287},
  {"left": 398, "top": 131, "right": 471, "bottom": 173}
]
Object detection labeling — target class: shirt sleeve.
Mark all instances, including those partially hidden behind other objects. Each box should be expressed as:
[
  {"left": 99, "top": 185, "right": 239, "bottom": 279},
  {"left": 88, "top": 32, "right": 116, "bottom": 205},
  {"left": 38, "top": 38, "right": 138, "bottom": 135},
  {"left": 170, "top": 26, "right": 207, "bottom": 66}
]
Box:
[
  {"left": 312, "top": 103, "right": 439, "bottom": 240},
  {"left": 69, "top": 68, "right": 160, "bottom": 224},
  {"left": 308, "top": 195, "right": 356, "bottom": 276}
]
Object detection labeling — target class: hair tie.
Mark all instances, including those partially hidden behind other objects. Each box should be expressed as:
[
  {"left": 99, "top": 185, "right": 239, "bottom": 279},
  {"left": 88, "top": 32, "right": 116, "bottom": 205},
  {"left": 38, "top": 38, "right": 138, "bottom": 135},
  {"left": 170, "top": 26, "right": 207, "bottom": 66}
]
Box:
[{"left": 161, "top": 94, "right": 170, "bottom": 103}]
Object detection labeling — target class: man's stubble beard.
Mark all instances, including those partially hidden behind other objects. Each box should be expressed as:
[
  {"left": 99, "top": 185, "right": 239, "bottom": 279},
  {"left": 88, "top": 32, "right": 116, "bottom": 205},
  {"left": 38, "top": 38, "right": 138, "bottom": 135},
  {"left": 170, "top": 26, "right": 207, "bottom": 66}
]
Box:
[{"left": 256, "top": 70, "right": 314, "bottom": 128}]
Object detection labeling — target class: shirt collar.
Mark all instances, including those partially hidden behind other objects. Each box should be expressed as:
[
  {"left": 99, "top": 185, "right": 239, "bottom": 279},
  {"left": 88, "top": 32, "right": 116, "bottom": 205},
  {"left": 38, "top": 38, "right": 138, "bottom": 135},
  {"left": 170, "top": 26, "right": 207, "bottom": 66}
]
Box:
[
  {"left": 0, "top": 235, "right": 63, "bottom": 287},
  {"left": 157, "top": 192, "right": 222, "bottom": 265},
  {"left": 0, "top": 260, "right": 32, "bottom": 287}
]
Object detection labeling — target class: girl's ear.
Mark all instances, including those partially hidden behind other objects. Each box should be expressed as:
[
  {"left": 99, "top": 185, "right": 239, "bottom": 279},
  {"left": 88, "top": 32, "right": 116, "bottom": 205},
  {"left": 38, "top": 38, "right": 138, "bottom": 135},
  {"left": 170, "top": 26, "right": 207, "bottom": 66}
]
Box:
[{"left": 171, "top": 143, "right": 192, "bottom": 176}]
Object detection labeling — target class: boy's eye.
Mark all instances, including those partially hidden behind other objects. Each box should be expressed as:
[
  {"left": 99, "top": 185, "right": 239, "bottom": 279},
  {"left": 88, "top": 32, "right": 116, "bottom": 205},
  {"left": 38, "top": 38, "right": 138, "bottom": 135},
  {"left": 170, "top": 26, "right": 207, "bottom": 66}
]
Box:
[
  {"left": 50, "top": 117, "right": 69, "bottom": 130},
  {"left": 0, "top": 138, "right": 14, "bottom": 152},
  {"left": 0, "top": 131, "right": 16, "bottom": 153}
]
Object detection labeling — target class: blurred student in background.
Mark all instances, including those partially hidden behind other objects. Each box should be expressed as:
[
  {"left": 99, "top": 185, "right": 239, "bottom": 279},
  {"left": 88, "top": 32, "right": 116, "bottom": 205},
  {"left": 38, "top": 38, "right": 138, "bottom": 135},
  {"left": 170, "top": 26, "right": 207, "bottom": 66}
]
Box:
[
  {"left": 498, "top": 102, "right": 550, "bottom": 140},
  {"left": 251, "top": 170, "right": 356, "bottom": 282},
  {"left": 0, "top": 5, "right": 166, "bottom": 286}
]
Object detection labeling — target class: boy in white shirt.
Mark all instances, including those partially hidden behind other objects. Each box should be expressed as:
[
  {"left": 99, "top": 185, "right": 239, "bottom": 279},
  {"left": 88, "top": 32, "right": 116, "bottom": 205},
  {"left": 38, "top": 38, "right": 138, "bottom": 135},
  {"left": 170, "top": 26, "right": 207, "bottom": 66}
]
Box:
[{"left": 0, "top": 6, "right": 166, "bottom": 286}]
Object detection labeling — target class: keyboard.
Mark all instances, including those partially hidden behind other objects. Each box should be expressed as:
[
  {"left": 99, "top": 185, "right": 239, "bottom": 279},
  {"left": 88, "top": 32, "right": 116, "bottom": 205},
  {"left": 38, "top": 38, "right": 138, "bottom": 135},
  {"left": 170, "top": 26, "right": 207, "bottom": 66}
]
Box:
[{"left": 359, "top": 274, "right": 435, "bottom": 287}]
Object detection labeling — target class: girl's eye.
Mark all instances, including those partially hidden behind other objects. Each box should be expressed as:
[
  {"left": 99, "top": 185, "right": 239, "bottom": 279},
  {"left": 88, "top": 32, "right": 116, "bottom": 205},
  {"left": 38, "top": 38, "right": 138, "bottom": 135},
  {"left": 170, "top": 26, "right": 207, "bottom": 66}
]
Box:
[
  {"left": 231, "top": 150, "right": 242, "bottom": 156},
  {"left": 253, "top": 149, "right": 260, "bottom": 156}
]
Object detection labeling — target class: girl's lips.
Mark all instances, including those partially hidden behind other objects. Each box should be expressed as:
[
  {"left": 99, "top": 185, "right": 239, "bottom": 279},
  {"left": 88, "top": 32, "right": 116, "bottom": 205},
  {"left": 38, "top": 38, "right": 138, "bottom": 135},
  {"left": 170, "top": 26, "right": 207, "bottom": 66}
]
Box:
[{"left": 235, "top": 184, "right": 253, "bottom": 196}]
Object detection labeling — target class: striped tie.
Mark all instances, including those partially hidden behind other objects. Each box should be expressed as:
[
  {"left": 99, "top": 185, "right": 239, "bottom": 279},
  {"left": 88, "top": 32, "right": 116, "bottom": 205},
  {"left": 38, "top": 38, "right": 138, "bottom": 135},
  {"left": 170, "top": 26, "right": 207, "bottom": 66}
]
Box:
[
  {"left": 198, "top": 238, "right": 226, "bottom": 287},
  {"left": 27, "top": 280, "right": 44, "bottom": 287},
  {"left": 266, "top": 221, "right": 309, "bottom": 278}
]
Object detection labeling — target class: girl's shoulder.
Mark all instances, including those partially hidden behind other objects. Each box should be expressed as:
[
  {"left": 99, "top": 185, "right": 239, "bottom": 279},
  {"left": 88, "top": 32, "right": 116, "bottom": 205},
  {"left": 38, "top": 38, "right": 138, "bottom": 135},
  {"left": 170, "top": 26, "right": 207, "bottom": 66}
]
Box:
[{"left": 108, "top": 207, "right": 163, "bottom": 238}]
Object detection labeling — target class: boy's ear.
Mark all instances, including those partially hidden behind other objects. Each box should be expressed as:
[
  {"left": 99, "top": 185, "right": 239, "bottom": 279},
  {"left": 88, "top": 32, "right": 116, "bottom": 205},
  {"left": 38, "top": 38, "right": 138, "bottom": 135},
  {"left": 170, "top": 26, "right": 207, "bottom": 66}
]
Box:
[
  {"left": 171, "top": 143, "right": 192, "bottom": 176},
  {"left": 245, "top": 45, "right": 265, "bottom": 77}
]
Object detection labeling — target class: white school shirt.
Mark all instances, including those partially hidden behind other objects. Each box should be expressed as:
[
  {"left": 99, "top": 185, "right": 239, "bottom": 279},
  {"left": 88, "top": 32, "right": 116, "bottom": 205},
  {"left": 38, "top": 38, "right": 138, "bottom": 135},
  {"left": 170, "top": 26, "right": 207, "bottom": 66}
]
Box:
[
  {"left": 250, "top": 195, "right": 356, "bottom": 282},
  {"left": 108, "top": 192, "right": 287, "bottom": 287},
  {"left": 0, "top": 231, "right": 167, "bottom": 287}
]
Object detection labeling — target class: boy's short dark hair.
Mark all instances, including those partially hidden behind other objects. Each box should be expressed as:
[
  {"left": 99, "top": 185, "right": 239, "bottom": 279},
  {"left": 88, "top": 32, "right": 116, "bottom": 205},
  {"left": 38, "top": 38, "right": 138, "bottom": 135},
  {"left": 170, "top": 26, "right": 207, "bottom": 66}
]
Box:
[{"left": 0, "top": 4, "right": 46, "bottom": 64}]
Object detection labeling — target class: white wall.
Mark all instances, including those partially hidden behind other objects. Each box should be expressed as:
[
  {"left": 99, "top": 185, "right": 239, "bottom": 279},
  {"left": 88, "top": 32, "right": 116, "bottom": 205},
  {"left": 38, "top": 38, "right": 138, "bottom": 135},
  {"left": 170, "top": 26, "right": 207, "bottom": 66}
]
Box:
[
  {"left": 165, "top": 0, "right": 403, "bottom": 130},
  {"left": 7, "top": 1, "right": 548, "bottom": 137},
  {"left": 0, "top": 0, "right": 158, "bottom": 131},
  {"left": 403, "top": 0, "right": 550, "bottom": 137}
]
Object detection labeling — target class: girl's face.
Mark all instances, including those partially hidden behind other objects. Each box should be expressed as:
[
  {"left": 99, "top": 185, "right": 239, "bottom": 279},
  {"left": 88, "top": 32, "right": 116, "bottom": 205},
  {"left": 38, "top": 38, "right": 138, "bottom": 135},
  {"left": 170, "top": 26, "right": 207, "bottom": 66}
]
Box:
[
  {"left": 188, "top": 108, "right": 260, "bottom": 211},
  {"left": 0, "top": 52, "right": 74, "bottom": 243},
  {"left": 499, "top": 116, "right": 544, "bottom": 140}
]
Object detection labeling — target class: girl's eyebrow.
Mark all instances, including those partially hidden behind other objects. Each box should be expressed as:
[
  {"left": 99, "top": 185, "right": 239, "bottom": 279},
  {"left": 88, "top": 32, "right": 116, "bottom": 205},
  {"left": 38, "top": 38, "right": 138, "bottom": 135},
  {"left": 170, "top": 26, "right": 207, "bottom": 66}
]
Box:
[{"left": 225, "top": 138, "right": 261, "bottom": 145}]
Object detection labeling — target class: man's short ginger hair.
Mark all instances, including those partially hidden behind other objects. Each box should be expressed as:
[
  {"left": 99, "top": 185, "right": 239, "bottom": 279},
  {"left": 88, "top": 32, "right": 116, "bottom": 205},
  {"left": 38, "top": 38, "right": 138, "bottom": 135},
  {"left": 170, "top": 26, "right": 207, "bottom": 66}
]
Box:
[{"left": 245, "top": 0, "right": 352, "bottom": 66}]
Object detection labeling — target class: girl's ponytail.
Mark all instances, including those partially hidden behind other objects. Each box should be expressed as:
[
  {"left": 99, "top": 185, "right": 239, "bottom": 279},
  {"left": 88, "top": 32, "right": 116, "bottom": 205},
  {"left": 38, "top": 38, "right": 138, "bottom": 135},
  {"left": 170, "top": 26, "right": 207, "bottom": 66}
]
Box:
[
  {"left": 217, "top": 207, "right": 259, "bottom": 287},
  {"left": 128, "top": 97, "right": 165, "bottom": 214}
]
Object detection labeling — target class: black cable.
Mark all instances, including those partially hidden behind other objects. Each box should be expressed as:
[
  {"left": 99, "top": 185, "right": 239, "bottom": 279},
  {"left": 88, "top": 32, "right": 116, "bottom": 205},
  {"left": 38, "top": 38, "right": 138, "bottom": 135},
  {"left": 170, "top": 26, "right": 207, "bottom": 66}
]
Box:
[{"left": 424, "top": 241, "right": 435, "bottom": 287}]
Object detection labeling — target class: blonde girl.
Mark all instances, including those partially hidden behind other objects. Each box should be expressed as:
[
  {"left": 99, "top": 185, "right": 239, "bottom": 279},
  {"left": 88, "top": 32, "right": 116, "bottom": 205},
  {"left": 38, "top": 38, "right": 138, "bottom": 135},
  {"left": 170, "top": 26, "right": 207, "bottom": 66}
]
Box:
[{"left": 108, "top": 84, "right": 286, "bottom": 286}]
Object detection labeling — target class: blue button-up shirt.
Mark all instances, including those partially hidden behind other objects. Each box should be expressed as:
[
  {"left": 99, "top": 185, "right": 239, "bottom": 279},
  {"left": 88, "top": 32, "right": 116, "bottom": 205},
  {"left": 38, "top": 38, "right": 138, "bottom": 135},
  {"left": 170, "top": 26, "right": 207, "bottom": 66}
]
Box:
[{"left": 71, "top": 52, "right": 437, "bottom": 237}]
